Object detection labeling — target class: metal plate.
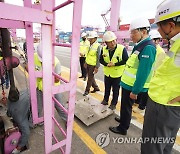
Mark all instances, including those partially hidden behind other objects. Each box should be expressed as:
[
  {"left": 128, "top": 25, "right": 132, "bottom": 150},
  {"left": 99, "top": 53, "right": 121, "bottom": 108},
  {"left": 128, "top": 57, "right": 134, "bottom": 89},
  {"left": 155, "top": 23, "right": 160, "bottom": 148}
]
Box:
[{"left": 75, "top": 96, "right": 113, "bottom": 126}]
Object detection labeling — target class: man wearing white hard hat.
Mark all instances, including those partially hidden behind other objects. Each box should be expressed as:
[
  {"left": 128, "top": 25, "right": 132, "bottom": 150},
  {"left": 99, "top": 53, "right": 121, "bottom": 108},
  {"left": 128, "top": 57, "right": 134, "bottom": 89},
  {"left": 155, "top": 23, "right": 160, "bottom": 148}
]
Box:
[
  {"left": 79, "top": 32, "right": 90, "bottom": 81},
  {"left": 141, "top": 0, "right": 180, "bottom": 153},
  {"left": 133, "top": 29, "right": 166, "bottom": 113},
  {"left": 100, "top": 31, "right": 128, "bottom": 110},
  {"left": 150, "top": 29, "right": 166, "bottom": 70},
  {"left": 83, "top": 31, "right": 101, "bottom": 96},
  {"left": 34, "top": 43, "right": 67, "bottom": 122},
  {"left": 109, "top": 17, "right": 156, "bottom": 135}
]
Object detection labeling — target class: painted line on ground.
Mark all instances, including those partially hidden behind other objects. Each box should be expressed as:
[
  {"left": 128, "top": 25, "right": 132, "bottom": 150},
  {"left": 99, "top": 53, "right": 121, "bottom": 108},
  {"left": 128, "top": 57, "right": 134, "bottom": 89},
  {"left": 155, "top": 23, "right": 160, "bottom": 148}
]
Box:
[{"left": 73, "top": 122, "right": 106, "bottom": 154}]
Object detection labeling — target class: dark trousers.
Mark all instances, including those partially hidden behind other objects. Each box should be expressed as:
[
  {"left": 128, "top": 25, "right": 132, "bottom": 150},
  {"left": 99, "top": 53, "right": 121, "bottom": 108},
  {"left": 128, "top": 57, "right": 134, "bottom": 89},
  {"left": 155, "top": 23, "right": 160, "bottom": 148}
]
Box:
[
  {"left": 103, "top": 75, "right": 121, "bottom": 106},
  {"left": 85, "top": 64, "right": 99, "bottom": 92},
  {"left": 79, "top": 57, "right": 86, "bottom": 78},
  {"left": 118, "top": 88, "right": 134, "bottom": 131},
  {"left": 135, "top": 92, "right": 148, "bottom": 110},
  {"left": 141, "top": 97, "right": 180, "bottom": 154}
]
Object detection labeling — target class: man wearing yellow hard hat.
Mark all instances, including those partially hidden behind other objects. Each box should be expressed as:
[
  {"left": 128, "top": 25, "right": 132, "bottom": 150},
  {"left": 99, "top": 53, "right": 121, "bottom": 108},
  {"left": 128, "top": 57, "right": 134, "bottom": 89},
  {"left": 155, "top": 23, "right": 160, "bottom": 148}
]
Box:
[{"left": 141, "top": 0, "right": 180, "bottom": 153}]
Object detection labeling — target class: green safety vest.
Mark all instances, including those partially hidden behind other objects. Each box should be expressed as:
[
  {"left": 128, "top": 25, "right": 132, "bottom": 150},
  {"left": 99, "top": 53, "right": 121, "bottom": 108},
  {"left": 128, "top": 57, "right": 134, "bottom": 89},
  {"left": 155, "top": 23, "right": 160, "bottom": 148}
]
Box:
[
  {"left": 102, "top": 44, "right": 125, "bottom": 78},
  {"left": 85, "top": 42, "right": 100, "bottom": 66},
  {"left": 79, "top": 40, "right": 90, "bottom": 57},
  {"left": 121, "top": 43, "right": 155, "bottom": 88},
  {"left": 148, "top": 38, "right": 180, "bottom": 106},
  {"left": 34, "top": 53, "right": 60, "bottom": 91}
]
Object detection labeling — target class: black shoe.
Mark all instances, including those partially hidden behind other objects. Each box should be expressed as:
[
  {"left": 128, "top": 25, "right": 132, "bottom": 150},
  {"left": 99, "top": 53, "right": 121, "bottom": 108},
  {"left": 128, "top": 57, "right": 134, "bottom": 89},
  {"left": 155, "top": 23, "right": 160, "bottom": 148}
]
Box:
[
  {"left": 109, "top": 104, "right": 116, "bottom": 110},
  {"left": 79, "top": 76, "right": 83, "bottom": 78},
  {"left": 91, "top": 89, "right": 100, "bottom": 93},
  {"left": 109, "top": 126, "right": 127, "bottom": 135},
  {"left": 101, "top": 100, "right": 108, "bottom": 105},
  {"left": 83, "top": 91, "right": 89, "bottom": 96},
  {"left": 115, "top": 117, "right": 120, "bottom": 123},
  {"left": 83, "top": 77, "right": 86, "bottom": 81}
]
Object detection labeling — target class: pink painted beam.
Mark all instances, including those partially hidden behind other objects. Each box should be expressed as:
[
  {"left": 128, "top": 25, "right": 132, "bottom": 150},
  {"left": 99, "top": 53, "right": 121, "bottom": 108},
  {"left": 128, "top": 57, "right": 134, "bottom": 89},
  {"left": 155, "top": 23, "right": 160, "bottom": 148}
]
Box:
[
  {"left": 25, "top": 22, "right": 40, "bottom": 124},
  {"left": 52, "top": 117, "right": 67, "bottom": 137},
  {"left": 52, "top": 97, "right": 68, "bottom": 115},
  {"left": 65, "top": 0, "right": 83, "bottom": 153},
  {"left": 32, "top": 4, "right": 41, "bottom": 10},
  {"left": 52, "top": 139, "right": 66, "bottom": 152},
  {"left": 52, "top": 83, "right": 72, "bottom": 94},
  {"left": 52, "top": 133, "right": 65, "bottom": 154},
  {"left": 52, "top": 72, "right": 69, "bottom": 83},
  {"left": 110, "top": 0, "right": 121, "bottom": 32},
  {"left": 35, "top": 71, "right": 42, "bottom": 78},
  {"left": 41, "top": 25, "right": 53, "bottom": 154},
  {"left": 53, "top": 42, "right": 71, "bottom": 48},
  {"left": 0, "top": 19, "right": 24, "bottom": 29},
  {"left": 53, "top": 0, "right": 73, "bottom": 12},
  {"left": 0, "top": 2, "right": 53, "bottom": 24}
]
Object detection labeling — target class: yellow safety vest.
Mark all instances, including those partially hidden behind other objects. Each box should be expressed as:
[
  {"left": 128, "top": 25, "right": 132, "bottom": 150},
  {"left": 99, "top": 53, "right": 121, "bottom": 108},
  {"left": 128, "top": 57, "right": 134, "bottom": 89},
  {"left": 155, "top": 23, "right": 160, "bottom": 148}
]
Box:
[
  {"left": 154, "top": 44, "right": 166, "bottom": 70},
  {"left": 148, "top": 38, "right": 180, "bottom": 106},
  {"left": 79, "top": 40, "right": 90, "bottom": 57},
  {"left": 34, "top": 53, "right": 60, "bottom": 91},
  {"left": 85, "top": 42, "right": 100, "bottom": 66},
  {"left": 121, "top": 50, "right": 154, "bottom": 88},
  {"left": 103, "top": 44, "right": 125, "bottom": 78}
]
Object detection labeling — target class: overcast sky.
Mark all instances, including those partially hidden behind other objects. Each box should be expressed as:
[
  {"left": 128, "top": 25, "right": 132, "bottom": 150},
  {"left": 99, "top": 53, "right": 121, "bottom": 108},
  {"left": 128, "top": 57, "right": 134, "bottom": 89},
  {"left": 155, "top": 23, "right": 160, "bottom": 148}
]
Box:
[{"left": 5, "top": 0, "right": 164, "bottom": 34}]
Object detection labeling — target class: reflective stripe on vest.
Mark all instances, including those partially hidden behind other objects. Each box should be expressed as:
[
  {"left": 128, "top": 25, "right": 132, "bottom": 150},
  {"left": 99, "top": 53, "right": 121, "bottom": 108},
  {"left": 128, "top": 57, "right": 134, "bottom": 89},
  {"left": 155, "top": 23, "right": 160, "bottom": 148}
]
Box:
[
  {"left": 103, "top": 44, "right": 125, "bottom": 78},
  {"left": 34, "top": 53, "right": 60, "bottom": 91},
  {"left": 85, "top": 42, "right": 100, "bottom": 66},
  {"left": 121, "top": 40, "right": 155, "bottom": 88},
  {"left": 148, "top": 38, "right": 180, "bottom": 106},
  {"left": 79, "top": 40, "right": 90, "bottom": 57}
]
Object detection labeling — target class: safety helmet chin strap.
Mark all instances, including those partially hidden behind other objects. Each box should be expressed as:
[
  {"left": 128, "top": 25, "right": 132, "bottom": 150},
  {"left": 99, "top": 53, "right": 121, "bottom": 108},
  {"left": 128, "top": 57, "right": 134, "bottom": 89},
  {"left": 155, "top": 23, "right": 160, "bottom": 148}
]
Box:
[{"left": 159, "top": 22, "right": 172, "bottom": 50}]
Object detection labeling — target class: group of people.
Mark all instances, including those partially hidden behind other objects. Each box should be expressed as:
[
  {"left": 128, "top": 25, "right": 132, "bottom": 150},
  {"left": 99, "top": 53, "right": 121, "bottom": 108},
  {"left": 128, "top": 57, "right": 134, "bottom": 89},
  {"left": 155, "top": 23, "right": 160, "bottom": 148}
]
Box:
[
  {"left": 79, "top": 0, "right": 180, "bottom": 153},
  {"left": 1, "top": 0, "right": 179, "bottom": 153}
]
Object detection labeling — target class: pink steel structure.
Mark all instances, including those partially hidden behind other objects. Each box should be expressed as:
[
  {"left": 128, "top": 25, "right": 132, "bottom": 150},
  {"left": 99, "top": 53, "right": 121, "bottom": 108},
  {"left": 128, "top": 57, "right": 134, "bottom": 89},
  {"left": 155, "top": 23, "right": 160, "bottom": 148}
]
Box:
[
  {"left": 0, "top": 0, "right": 122, "bottom": 153},
  {"left": 0, "top": 0, "right": 83, "bottom": 153}
]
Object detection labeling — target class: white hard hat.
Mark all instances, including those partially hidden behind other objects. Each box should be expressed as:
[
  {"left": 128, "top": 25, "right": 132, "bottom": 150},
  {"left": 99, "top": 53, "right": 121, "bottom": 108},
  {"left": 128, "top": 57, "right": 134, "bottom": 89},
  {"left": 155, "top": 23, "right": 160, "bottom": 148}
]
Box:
[
  {"left": 155, "top": 0, "right": 180, "bottom": 23},
  {"left": 81, "top": 32, "right": 87, "bottom": 38},
  {"left": 37, "top": 43, "right": 42, "bottom": 62},
  {"left": 130, "top": 17, "right": 150, "bottom": 31},
  {"left": 87, "top": 31, "right": 98, "bottom": 38},
  {"left": 103, "top": 31, "right": 117, "bottom": 42},
  {"left": 149, "top": 30, "right": 162, "bottom": 39}
]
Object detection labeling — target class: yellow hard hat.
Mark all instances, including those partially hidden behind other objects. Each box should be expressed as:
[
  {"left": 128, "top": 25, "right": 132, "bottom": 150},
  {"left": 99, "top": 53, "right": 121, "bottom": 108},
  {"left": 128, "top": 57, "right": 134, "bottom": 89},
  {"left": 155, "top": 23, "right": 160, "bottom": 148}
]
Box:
[
  {"left": 155, "top": 0, "right": 180, "bottom": 23},
  {"left": 103, "top": 31, "right": 117, "bottom": 42}
]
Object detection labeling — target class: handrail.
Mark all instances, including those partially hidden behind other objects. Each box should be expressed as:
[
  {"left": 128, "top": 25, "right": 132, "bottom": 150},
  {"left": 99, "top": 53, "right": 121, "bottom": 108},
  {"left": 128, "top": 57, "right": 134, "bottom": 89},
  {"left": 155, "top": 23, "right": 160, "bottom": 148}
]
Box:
[
  {"left": 53, "top": 42, "right": 71, "bottom": 48},
  {"left": 53, "top": 0, "right": 73, "bottom": 12}
]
